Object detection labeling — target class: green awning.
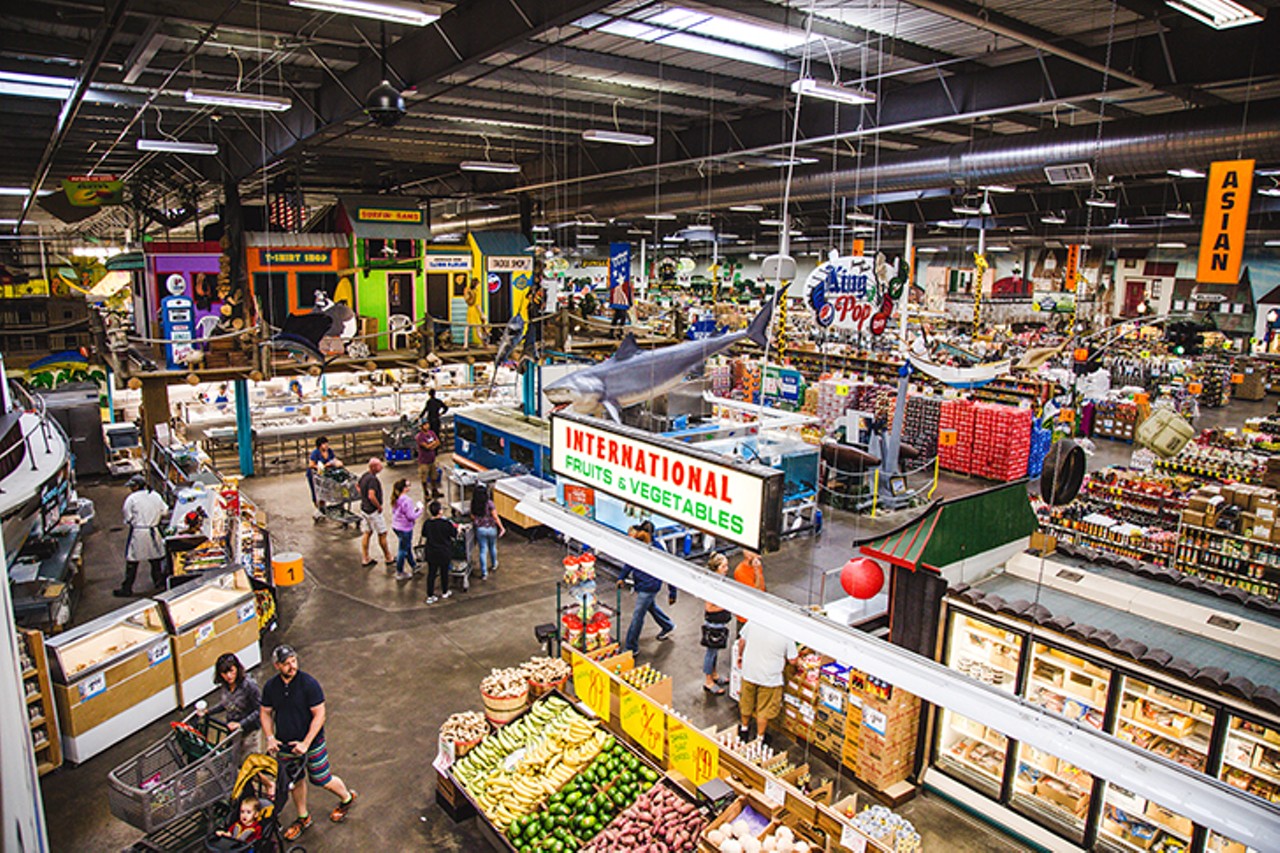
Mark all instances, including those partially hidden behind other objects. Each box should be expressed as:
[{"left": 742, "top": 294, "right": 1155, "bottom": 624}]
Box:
[{"left": 861, "top": 512, "right": 940, "bottom": 571}]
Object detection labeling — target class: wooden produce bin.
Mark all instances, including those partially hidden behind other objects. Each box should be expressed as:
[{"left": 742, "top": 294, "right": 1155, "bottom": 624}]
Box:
[
  {"left": 153, "top": 568, "right": 262, "bottom": 707},
  {"left": 45, "top": 601, "right": 177, "bottom": 764}
]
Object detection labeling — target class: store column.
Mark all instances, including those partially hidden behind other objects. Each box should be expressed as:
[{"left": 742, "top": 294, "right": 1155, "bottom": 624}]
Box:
[
  {"left": 139, "top": 376, "right": 170, "bottom": 453},
  {"left": 234, "top": 378, "right": 254, "bottom": 477}
]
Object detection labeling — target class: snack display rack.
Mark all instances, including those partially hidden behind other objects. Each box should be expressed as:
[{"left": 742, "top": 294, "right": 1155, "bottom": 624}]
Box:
[{"left": 17, "top": 628, "right": 62, "bottom": 775}]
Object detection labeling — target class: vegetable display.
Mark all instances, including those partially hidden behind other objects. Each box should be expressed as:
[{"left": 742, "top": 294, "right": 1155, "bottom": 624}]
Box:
[
  {"left": 452, "top": 696, "right": 576, "bottom": 790},
  {"left": 521, "top": 656, "right": 571, "bottom": 685},
  {"left": 482, "top": 667, "right": 530, "bottom": 699},
  {"left": 579, "top": 780, "right": 706, "bottom": 853},
  {"left": 707, "top": 824, "right": 812, "bottom": 853},
  {"left": 505, "top": 736, "right": 660, "bottom": 852},
  {"left": 439, "top": 710, "right": 488, "bottom": 745}
]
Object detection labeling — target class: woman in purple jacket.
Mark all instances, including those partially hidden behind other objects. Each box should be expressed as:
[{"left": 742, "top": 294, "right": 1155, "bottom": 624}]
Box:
[{"left": 390, "top": 478, "right": 423, "bottom": 581}]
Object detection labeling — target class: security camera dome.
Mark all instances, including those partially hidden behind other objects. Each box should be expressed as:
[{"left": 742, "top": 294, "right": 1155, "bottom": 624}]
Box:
[{"left": 365, "top": 80, "right": 406, "bottom": 128}]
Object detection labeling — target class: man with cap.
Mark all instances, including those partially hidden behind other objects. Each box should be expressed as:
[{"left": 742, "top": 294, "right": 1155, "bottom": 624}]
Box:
[
  {"left": 114, "top": 475, "right": 168, "bottom": 597},
  {"left": 260, "top": 644, "right": 356, "bottom": 841}
]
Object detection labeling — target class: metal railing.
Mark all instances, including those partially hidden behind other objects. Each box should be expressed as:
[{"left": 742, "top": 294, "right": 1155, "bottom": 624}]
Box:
[{"left": 0, "top": 382, "right": 68, "bottom": 485}]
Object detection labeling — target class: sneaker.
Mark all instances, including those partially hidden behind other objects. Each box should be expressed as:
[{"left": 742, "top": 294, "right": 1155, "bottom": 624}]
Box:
[
  {"left": 441, "top": 590, "right": 453, "bottom": 599},
  {"left": 656, "top": 626, "right": 675, "bottom": 641},
  {"left": 330, "top": 791, "right": 357, "bottom": 822},
  {"left": 425, "top": 595, "right": 439, "bottom": 605},
  {"left": 283, "top": 814, "right": 313, "bottom": 840},
  {"left": 395, "top": 571, "right": 412, "bottom": 581}
]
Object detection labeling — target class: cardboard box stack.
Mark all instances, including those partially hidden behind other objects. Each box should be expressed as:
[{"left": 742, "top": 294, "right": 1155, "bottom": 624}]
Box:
[
  {"left": 811, "top": 662, "right": 849, "bottom": 754},
  {"left": 781, "top": 650, "right": 823, "bottom": 741},
  {"left": 816, "top": 377, "right": 858, "bottom": 431},
  {"left": 969, "top": 402, "right": 1033, "bottom": 482},
  {"left": 903, "top": 394, "right": 943, "bottom": 459},
  {"left": 709, "top": 360, "right": 732, "bottom": 397},
  {"left": 938, "top": 399, "right": 976, "bottom": 474},
  {"left": 1092, "top": 400, "right": 1142, "bottom": 442},
  {"left": 856, "top": 673, "right": 921, "bottom": 792}
]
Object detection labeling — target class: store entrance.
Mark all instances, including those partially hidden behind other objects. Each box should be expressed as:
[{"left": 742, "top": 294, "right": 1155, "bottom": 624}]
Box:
[
  {"left": 254, "top": 272, "right": 289, "bottom": 326},
  {"left": 1122, "top": 280, "right": 1146, "bottom": 316},
  {"left": 488, "top": 271, "right": 512, "bottom": 329},
  {"left": 426, "top": 272, "right": 450, "bottom": 321},
  {"left": 387, "top": 272, "right": 414, "bottom": 318}
]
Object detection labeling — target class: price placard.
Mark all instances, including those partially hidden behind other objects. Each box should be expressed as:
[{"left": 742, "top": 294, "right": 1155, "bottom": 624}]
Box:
[
  {"left": 1188, "top": 382, "right": 1204, "bottom": 395},
  {"left": 763, "top": 777, "right": 786, "bottom": 807},
  {"left": 667, "top": 719, "right": 719, "bottom": 786},
  {"left": 195, "top": 622, "right": 214, "bottom": 646},
  {"left": 1231, "top": 373, "right": 1245, "bottom": 384},
  {"left": 620, "top": 686, "right": 665, "bottom": 760},
  {"left": 840, "top": 824, "right": 868, "bottom": 852},
  {"left": 570, "top": 650, "right": 611, "bottom": 722},
  {"left": 938, "top": 428, "right": 958, "bottom": 448},
  {"left": 1058, "top": 409, "right": 1076, "bottom": 423},
  {"left": 237, "top": 602, "right": 256, "bottom": 623},
  {"left": 863, "top": 707, "right": 887, "bottom": 737},
  {"left": 147, "top": 642, "right": 171, "bottom": 667},
  {"left": 78, "top": 671, "right": 107, "bottom": 701}
]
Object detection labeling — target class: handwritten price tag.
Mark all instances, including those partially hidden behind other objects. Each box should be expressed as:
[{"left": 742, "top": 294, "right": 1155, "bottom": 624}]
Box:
[
  {"left": 667, "top": 719, "right": 719, "bottom": 786},
  {"left": 1231, "top": 373, "right": 1245, "bottom": 384},
  {"left": 764, "top": 777, "right": 786, "bottom": 807},
  {"left": 147, "top": 642, "right": 171, "bottom": 667},
  {"left": 938, "top": 428, "right": 958, "bottom": 448},
  {"left": 1188, "top": 382, "right": 1203, "bottom": 395},
  {"left": 620, "top": 687, "right": 665, "bottom": 760},
  {"left": 571, "top": 650, "right": 611, "bottom": 722},
  {"left": 195, "top": 622, "right": 214, "bottom": 646},
  {"left": 78, "top": 671, "right": 106, "bottom": 701},
  {"left": 840, "top": 824, "right": 868, "bottom": 852},
  {"left": 237, "top": 602, "right": 256, "bottom": 623}
]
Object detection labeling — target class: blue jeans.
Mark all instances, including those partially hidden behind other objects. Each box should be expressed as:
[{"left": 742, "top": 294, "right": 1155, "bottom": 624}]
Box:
[
  {"left": 625, "top": 590, "right": 675, "bottom": 653},
  {"left": 704, "top": 646, "right": 720, "bottom": 677},
  {"left": 394, "top": 528, "right": 416, "bottom": 575},
  {"left": 476, "top": 525, "right": 498, "bottom": 577}
]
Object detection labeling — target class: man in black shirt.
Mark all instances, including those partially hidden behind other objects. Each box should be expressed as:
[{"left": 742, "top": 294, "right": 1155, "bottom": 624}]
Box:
[
  {"left": 423, "top": 388, "right": 449, "bottom": 437},
  {"left": 357, "top": 458, "right": 393, "bottom": 568},
  {"left": 260, "top": 645, "right": 357, "bottom": 841}
]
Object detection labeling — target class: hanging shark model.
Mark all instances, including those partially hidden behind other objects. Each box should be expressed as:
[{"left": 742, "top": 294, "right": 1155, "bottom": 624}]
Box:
[{"left": 545, "top": 293, "right": 778, "bottom": 422}]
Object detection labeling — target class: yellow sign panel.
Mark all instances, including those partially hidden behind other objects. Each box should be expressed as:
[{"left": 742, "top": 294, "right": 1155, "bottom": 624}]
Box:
[
  {"left": 667, "top": 718, "right": 719, "bottom": 786},
  {"left": 1197, "top": 159, "right": 1254, "bottom": 284},
  {"left": 620, "top": 686, "right": 665, "bottom": 761},
  {"left": 571, "top": 650, "right": 611, "bottom": 722},
  {"left": 357, "top": 207, "right": 422, "bottom": 224}
]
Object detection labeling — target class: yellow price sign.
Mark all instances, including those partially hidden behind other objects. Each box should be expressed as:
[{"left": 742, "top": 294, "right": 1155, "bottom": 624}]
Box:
[
  {"left": 835, "top": 384, "right": 849, "bottom": 397},
  {"left": 667, "top": 718, "right": 719, "bottom": 786},
  {"left": 620, "top": 686, "right": 665, "bottom": 761},
  {"left": 571, "top": 650, "right": 612, "bottom": 722},
  {"left": 1231, "top": 373, "right": 1245, "bottom": 384},
  {"left": 938, "top": 428, "right": 958, "bottom": 448}
]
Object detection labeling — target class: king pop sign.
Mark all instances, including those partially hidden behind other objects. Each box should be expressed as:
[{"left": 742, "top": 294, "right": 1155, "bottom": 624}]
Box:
[
  {"left": 551, "top": 413, "right": 782, "bottom": 551},
  {"left": 806, "top": 254, "right": 895, "bottom": 335}
]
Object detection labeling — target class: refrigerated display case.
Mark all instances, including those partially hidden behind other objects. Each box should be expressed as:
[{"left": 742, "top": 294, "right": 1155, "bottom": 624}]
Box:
[
  {"left": 944, "top": 611, "right": 1022, "bottom": 693},
  {"left": 1026, "top": 641, "right": 1110, "bottom": 730},
  {"left": 1219, "top": 716, "right": 1280, "bottom": 804},
  {"left": 1098, "top": 782, "right": 1193, "bottom": 853},
  {"left": 45, "top": 600, "right": 177, "bottom": 763},
  {"left": 935, "top": 710, "right": 1008, "bottom": 798},
  {"left": 153, "top": 568, "right": 261, "bottom": 706},
  {"left": 1116, "top": 676, "right": 1215, "bottom": 773},
  {"left": 1011, "top": 743, "right": 1092, "bottom": 843}
]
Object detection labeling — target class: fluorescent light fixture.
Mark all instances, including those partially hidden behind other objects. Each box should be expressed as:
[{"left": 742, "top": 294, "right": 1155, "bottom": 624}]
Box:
[
  {"left": 1258, "top": 185, "right": 1280, "bottom": 198},
  {"left": 758, "top": 218, "right": 784, "bottom": 226},
  {"left": 576, "top": 234, "right": 599, "bottom": 241},
  {"left": 136, "top": 138, "right": 219, "bottom": 155},
  {"left": 790, "top": 77, "right": 875, "bottom": 106},
  {"left": 1166, "top": 0, "right": 1262, "bottom": 29},
  {"left": 1157, "top": 241, "right": 1188, "bottom": 249},
  {"left": 851, "top": 225, "right": 875, "bottom": 234},
  {"left": 535, "top": 238, "right": 553, "bottom": 245},
  {"left": 917, "top": 246, "right": 944, "bottom": 253},
  {"left": 460, "top": 160, "right": 521, "bottom": 173},
  {"left": 662, "top": 236, "right": 685, "bottom": 242},
  {"left": 952, "top": 203, "right": 981, "bottom": 216},
  {"left": 184, "top": 88, "right": 291, "bottom": 112},
  {"left": 644, "top": 213, "right": 677, "bottom": 221},
  {"left": 936, "top": 220, "right": 965, "bottom": 229},
  {"left": 586, "top": 14, "right": 790, "bottom": 69},
  {"left": 718, "top": 233, "right": 739, "bottom": 240},
  {"left": 289, "top": 0, "right": 441, "bottom": 26},
  {"left": 1040, "top": 213, "right": 1067, "bottom": 224},
  {"left": 847, "top": 210, "right": 875, "bottom": 222},
  {"left": 531, "top": 224, "right": 551, "bottom": 233},
  {"left": 0, "top": 187, "right": 34, "bottom": 196},
  {"left": 729, "top": 204, "right": 765, "bottom": 213},
  {"left": 979, "top": 184, "right": 1017, "bottom": 194},
  {"left": 1079, "top": 243, "right": 1092, "bottom": 250},
  {"left": 1109, "top": 219, "right": 1131, "bottom": 228},
  {"left": 1085, "top": 196, "right": 1117, "bottom": 209},
  {"left": 582, "top": 129, "right": 654, "bottom": 147},
  {"left": 647, "top": 7, "right": 810, "bottom": 51},
  {"left": 985, "top": 245, "right": 1012, "bottom": 252},
  {"left": 1165, "top": 208, "right": 1192, "bottom": 220},
  {"left": 1265, "top": 240, "right": 1280, "bottom": 247},
  {"left": 626, "top": 229, "right": 650, "bottom": 236},
  {"left": 1167, "top": 167, "right": 1206, "bottom": 178},
  {"left": 789, "top": 231, "right": 805, "bottom": 238},
  {"left": 574, "top": 220, "right": 606, "bottom": 227}
]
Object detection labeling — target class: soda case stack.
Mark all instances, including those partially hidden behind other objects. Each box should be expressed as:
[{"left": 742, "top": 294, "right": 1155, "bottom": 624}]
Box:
[
  {"left": 970, "top": 403, "right": 1033, "bottom": 481},
  {"left": 731, "top": 358, "right": 762, "bottom": 403},
  {"left": 816, "top": 377, "right": 859, "bottom": 431},
  {"left": 903, "top": 395, "right": 943, "bottom": 459},
  {"left": 938, "top": 399, "right": 976, "bottom": 474},
  {"left": 708, "top": 360, "right": 732, "bottom": 397},
  {"left": 1026, "top": 422, "right": 1052, "bottom": 478}
]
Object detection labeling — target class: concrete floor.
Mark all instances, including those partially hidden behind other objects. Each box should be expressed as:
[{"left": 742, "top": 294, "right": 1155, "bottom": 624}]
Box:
[{"left": 41, "top": 397, "right": 1277, "bottom": 852}]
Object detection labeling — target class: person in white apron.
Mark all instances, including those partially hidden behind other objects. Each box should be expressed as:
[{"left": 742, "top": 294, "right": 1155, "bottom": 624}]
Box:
[{"left": 114, "top": 474, "right": 169, "bottom": 597}]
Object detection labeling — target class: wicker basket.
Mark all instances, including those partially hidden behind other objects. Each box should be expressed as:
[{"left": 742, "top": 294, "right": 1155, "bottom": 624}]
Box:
[
  {"left": 528, "top": 674, "right": 569, "bottom": 699},
  {"left": 452, "top": 736, "right": 483, "bottom": 758},
  {"left": 485, "top": 705, "right": 526, "bottom": 726}
]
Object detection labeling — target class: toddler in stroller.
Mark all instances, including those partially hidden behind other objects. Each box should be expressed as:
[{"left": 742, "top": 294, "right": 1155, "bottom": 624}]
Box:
[{"left": 204, "top": 752, "right": 306, "bottom": 853}]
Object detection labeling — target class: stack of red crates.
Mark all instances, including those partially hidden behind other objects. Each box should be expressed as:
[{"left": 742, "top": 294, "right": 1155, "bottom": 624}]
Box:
[
  {"left": 970, "top": 403, "right": 1033, "bottom": 481},
  {"left": 938, "top": 399, "right": 976, "bottom": 473}
]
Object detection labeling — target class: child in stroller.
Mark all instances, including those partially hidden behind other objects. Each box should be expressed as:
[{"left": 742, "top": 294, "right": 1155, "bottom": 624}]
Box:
[{"left": 204, "top": 752, "right": 306, "bottom": 853}]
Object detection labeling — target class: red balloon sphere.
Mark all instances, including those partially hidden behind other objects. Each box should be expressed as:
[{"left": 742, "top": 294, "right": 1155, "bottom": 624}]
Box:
[{"left": 840, "top": 558, "right": 885, "bottom": 599}]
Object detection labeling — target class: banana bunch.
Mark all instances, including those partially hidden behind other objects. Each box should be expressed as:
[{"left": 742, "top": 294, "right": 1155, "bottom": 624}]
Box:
[
  {"left": 475, "top": 720, "right": 608, "bottom": 830},
  {"left": 451, "top": 696, "right": 575, "bottom": 791}
]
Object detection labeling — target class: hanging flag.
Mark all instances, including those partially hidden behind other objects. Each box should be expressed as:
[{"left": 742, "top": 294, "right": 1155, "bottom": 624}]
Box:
[
  {"left": 1197, "top": 159, "right": 1254, "bottom": 284},
  {"left": 609, "top": 242, "right": 631, "bottom": 309}
]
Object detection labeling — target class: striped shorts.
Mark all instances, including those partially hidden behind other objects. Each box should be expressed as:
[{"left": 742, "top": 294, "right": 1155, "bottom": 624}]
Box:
[{"left": 304, "top": 736, "right": 334, "bottom": 786}]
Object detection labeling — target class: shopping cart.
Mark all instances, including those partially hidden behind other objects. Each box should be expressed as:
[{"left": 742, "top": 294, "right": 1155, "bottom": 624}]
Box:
[
  {"left": 312, "top": 468, "right": 361, "bottom": 528},
  {"left": 381, "top": 416, "right": 417, "bottom": 464},
  {"left": 108, "top": 713, "right": 244, "bottom": 835}
]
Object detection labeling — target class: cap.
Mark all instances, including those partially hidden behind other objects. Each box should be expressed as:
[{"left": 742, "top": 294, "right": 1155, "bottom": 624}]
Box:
[
  {"left": 127, "top": 474, "right": 146, "bottom": 489},
  {"left": 272, "top": 644, "right": 297, "bottom": 664}
]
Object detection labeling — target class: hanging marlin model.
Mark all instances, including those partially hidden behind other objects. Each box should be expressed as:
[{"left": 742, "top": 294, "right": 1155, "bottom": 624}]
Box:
[{"left": 544, "top": 293, "right": 778, "bottom": 422}]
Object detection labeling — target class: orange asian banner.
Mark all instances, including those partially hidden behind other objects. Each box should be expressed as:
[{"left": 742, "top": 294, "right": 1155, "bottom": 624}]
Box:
[
  {"left": 1064, "top": 244, "right": 1080, "bottom": 292},
  {"left": 1197, "top": 159, "right": 1254, "bottom": 284}
]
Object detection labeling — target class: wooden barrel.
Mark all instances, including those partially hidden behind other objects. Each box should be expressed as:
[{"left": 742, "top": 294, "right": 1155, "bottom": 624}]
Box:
[{"left": 482, "top": 685, "right": 528, "bottom": 725}]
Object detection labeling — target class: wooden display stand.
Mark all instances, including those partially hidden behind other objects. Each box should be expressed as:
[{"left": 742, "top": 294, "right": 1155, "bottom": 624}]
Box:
[
  {"left": 598, "top": 650, "right": 674, "bottom": 708},
  {"left": 20, "top": 629, "right": 62, "bottom": 775}
]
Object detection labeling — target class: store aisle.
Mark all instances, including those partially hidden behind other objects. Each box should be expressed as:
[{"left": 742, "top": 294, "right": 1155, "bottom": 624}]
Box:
[{"left": 45, "top": 461, "right": 1032, "bottom": 852}]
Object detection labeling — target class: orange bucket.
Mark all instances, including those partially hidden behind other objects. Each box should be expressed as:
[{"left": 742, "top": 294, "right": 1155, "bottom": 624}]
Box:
[{"left": 272, "top": 552, "right": 305, "bottom": 586}]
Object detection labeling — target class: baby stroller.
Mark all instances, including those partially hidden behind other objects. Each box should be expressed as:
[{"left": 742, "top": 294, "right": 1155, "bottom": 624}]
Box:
[{"left": 202, "top": 752, "right": 308, "bottom": 853}]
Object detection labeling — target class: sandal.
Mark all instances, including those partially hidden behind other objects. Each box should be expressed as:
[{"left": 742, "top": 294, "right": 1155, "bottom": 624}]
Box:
[
  {"left": 361, "top": 559, "right": 377, "bottom": 568},
  {"left": 331, "top": 790, "right": 358, "bottom": 822},
  {"left": 283, "top": 815, "right": 312, "bottom": 840},
  {"left": 703, "top": 684, "right": 726, "bottom": 695}
]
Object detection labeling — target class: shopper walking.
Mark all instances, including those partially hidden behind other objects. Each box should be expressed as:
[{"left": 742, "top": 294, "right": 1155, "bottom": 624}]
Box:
[
  {"left": 357, "top": 458, "right": 393, "bottom": 568},
  {"left": 422, "top": 501, "right": 457, "bottom": 604},
  {"left": 470, "top": 484, "right": 504, "bottom": 580},
  {"left": 422, "top": 388, "right": 449, "bottom": 437},
  {"left": 260, "top": 645, "right": 357, "bottom": 841},
  {"left": 307, "top": 436, "right": 343, "bottom": 520},
  {"left": 736, "top": 621, "right": 797, "bottom": 744},
  {"left": 701, "top": 553, "right": 732, "bottom": 695},
  {"left": 617, "top": 527, "right": 676, "bottom": 654},
  {"left": 204, "top": 652, "right": 262, "bottom": 750},
  {"left": 114, "top": 474, "right": 168, "bottom": 597},
  {"left": 390, "top": 479, "right": 422, "bottom": 581},
  {"left": 415, "top": 421, "right": 442, "bottom": 499},
  {"left": 732, "top": 549, "right": 766, "bottom": 637}
]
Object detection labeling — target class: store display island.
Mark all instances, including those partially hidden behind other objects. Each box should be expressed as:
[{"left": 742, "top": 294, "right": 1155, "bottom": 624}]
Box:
[{"left": 153, "top": 568, "right": 261, "bottom": 706}]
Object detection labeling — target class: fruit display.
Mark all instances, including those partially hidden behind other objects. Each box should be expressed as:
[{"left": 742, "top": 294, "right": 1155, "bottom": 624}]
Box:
[
  {"left": 521, "top": 656, "right": 571, "bottom": 687},
  {"left": 452, "top": 697, "right": 577, "bottom": 791},
  {"left": 579, "top": 781, "right": 706, "bottom": 852},
  {"left": 461, "top": 700, "right": 609, "bottom": 830},
  {"left": 708, "top": 824, "right": 813, "bottom": 853},
  {"left": 505, "top": 736, "right": 661, "bottom": 851},
  {"left": 618, "top": 663, "right": 665, "bottom": 689},
  {"left": 483, "top": 667, "right": 531, "bottom": 699},
  {"left": 439, "top": 711, "right": 488, "bottom": 747}
]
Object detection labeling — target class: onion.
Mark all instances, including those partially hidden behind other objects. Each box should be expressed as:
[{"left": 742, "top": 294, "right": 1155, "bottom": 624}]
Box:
[
  {"left": 719, "top": 840, "right": 743, "bottom": 853},
  {"left": 731, "top": 819, "right": 751, "bottom": 839}
]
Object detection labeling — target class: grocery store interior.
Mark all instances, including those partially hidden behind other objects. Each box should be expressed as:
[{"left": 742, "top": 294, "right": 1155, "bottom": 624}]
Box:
[{"left": 3, "top": 0, "right": 1280, "bottom": 852}]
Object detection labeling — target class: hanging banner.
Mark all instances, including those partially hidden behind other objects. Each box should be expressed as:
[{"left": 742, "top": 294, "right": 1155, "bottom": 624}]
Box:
[
  {"left": 1063, "top": 244, "right": 1080, "bottom": 292},
  {"left": 1197, "top": 159, "right": 1254, "bottom": 284},
  {"left": 570, "top": 649, "right": 611, "bottom": 721},
  {"left": 667, "top": 718, "right": 719, "bottom": 786},
  {"left": 62, "top": 175, "right": 124, "bottom": 207},
  {"left": 619, "top": 686, "right": 666, "bottom": 760},
  {"left": 805, "top": 255, "right": 894, "bottom": 335},
  {"left": 609, "top": 242, "right": 632, "bottom": 309}
]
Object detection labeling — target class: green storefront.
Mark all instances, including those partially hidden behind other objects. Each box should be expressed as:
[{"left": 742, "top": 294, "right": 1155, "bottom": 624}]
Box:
[{"left": 339, "top": 195, "right": 431, "bottom": 351}]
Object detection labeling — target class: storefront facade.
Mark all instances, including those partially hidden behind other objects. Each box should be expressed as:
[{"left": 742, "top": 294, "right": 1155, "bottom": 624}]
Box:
[
  {"left": 244, "top": 233, "right": 351, "bottom": 328},
  {"left": 337, "top": 196, "right": 429, "bottom": 351}
]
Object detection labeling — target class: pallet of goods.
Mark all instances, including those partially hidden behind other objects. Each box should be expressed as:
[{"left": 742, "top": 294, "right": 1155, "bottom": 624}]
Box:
[
  {"left": 938, "top": 399, "right": 976, "bottom": 474},
  {"left": 969, "top": 403, "right": 1032, "bottom": 482}
]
